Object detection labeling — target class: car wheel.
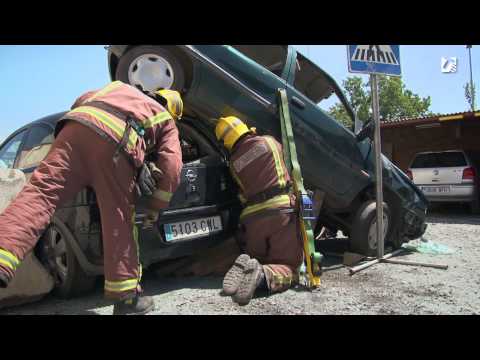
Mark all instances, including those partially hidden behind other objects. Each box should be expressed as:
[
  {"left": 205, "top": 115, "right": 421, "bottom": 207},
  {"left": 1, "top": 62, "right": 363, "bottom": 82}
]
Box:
[
  {"left": 39, "top": 221, "right": 96, "bottom": 298},
  {"left": 350, "top": 200, "right": 391, "bottom": 257},
  {"left": 115, "top": 46, "right": 186, "bottom": 93}
]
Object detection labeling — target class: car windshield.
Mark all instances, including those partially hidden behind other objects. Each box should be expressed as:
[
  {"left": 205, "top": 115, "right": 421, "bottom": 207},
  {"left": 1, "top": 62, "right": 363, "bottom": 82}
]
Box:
[{"left": 411, "top": 152, "right": 467, "bottom": 168}]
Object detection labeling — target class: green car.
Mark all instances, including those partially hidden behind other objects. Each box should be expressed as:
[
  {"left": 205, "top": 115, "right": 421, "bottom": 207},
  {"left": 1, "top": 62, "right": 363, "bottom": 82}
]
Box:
[{"left": 107, "top": 45, "right": 428, "bottom": 256}]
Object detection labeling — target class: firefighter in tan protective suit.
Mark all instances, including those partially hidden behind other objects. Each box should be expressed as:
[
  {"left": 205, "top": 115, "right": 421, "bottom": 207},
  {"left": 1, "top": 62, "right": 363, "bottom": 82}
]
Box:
[
  {"left": 216, "top": 116, "right": 303, "bottom": 306},
  {"left": 0, "top": 81, "right": 183, "bottom": 315}
]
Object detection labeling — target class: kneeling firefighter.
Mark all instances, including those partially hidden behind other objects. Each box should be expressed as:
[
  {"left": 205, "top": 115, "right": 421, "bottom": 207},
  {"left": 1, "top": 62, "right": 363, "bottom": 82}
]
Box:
[
  {"left": 216, "top": 116, "right": 304, "bottom": 305},
  {"left": 0, "top": 81, "right": 183, "bottom": 315}
]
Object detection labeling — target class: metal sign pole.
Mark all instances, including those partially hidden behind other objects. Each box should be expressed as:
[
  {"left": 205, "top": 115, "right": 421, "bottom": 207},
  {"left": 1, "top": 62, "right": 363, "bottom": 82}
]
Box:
[
  {"left": 466, "top": 45, "right": 475, "bottom": 111},
  {"left": 370, "top": 73, "right": 384, "bottom": 259},
  {"left": 347, "top": 45, "right": 449, "bottom": 275}
]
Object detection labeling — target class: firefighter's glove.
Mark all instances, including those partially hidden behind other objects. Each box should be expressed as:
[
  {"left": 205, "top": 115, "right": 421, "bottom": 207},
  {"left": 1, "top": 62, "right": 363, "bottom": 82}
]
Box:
[
  {"left": 142, "top": 210, "right": 159, "bottom": 229},
  {"left": 147, "top": 162, "right": 164, "bottom": 182},
  {"left": 137, "top": 163, "right": 157, "bottom": 197}
]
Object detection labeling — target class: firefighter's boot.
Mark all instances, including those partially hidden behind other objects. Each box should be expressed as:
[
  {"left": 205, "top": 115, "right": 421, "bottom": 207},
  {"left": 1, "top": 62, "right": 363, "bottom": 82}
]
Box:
[
  {"left": 113, "top": 294, "right": 155, "bottom": 315},
  {"left": 222, "top": 254, "right": 251, "bottom": 296},
  {"left": 232, "top": 258, "right": 265, "bottom": 306}
]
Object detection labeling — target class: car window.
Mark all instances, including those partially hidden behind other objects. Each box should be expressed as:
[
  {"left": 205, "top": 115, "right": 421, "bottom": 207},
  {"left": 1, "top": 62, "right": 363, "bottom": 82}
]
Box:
[
  {"left": 315, "top": 93, "right": 355, "bottom": 132},
  {"left": 0, "top": 130, "right": 27, "bottom": 169},
  {"left": 411, "top": 152, "right": 467, "bottom": 168},
  {"left": 231, "top": 45, "right": 287, "bottom": 78},
  {"left": 16, "top": 125, "right": 54, "bottom": 169}
]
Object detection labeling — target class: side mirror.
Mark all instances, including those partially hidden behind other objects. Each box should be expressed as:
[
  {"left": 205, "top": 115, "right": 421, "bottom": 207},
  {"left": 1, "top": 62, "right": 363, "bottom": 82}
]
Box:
[{"left": 356, "top": 119, "right": 374, "bottom": 142}]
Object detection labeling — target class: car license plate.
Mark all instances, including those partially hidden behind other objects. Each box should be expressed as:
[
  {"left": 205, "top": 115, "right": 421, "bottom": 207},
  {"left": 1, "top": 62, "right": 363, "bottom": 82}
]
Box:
[
  {"left": 164, "top": 216, "right": 222, "bottom": 242},
  {"left": 420, "top": 186, "right": 451, "bottom": 193}
]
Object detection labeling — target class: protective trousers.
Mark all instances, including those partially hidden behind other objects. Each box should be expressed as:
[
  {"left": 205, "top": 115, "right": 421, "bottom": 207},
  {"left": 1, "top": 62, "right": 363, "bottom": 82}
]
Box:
[
  {"left": 0, "top": 121, "right": 141, "bottom": 300},
  {"left": 239, "top": 203, "right": 304, "bottom": 293}
]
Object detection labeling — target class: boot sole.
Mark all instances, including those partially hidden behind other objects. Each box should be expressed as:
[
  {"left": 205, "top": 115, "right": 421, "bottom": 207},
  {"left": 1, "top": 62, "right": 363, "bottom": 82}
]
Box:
[
  {"left": 233, "top": 259, "right": 262, "bottom": 306},
  {"left": 222, "top": 254, "right": 250, "bottom": 296},
  {"left": 113, "top": 302, "right": 156, "bottom": 315}
]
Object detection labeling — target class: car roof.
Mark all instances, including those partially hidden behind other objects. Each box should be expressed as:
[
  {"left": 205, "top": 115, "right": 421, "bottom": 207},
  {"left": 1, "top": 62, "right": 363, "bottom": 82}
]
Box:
[
  {"left": 29, "top": 111, "right": 67, "bottom": 129},
  {"left": 1, "top": 112, "right": 67, "bottom": 146}
]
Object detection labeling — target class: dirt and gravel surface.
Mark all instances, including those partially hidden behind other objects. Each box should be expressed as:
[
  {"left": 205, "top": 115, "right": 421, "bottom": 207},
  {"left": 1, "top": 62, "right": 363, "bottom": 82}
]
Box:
[{"left": 2, "top": 205, "right": 479, "bottom": 315}]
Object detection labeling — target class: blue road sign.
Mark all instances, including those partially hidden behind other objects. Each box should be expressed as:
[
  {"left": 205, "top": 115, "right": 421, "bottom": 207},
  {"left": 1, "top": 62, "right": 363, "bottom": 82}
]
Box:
[{"left": 348, "top": 45, "right": 401, "bottom": 76}]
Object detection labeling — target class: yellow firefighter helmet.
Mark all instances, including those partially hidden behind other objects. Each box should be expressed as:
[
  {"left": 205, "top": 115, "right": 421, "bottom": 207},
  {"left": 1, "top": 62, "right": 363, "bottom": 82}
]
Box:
[
  {"left": 215, "top": 116, "right": 252, "bottom": 151},
  {"left": 155, "top": 89, "right": 183, "bottom": 120}
]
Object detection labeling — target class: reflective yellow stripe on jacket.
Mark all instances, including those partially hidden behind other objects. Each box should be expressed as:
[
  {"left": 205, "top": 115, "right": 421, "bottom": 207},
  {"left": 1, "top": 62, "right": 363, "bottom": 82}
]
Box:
[
  {"left": 144, "top": 112, "right": 173, "bottom": 129},
  {"left": 240, "top": 194, "right": 291, "bottom": 220},
  {"left": 87, "top": 81, "right": 123, "bottom": 102},
  {"left": 0, "top": 249, "right": 20, "bottom": 271},
  {"left": 69, "top": 106, "right": 138, "bottom": 149},
  {"left": 264, "top": 137, "right": 286, "bottom": 188}
]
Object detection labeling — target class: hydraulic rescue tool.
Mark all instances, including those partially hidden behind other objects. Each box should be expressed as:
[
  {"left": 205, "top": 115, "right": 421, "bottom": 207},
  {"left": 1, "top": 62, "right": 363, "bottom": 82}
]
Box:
[{"left": 277, "top": 88, "right": 323, "bottom": 289}]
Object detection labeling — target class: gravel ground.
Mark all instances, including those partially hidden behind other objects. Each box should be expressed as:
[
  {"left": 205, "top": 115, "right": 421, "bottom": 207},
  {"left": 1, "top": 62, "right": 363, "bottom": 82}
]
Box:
[{"left": 2, "top": 205, "right": 479, "bottom": 315}]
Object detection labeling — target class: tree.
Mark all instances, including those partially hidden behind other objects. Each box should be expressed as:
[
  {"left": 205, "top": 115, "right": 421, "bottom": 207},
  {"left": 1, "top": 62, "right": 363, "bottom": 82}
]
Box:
[
  {"left": 328, "top": 77, "right": 370, "bottom": 128},
  {"left": 328, "top": 75, "right": 432, "bottom": 129},
  {"left": 464, "top": 81, "right": 476, "bottom": 111}
]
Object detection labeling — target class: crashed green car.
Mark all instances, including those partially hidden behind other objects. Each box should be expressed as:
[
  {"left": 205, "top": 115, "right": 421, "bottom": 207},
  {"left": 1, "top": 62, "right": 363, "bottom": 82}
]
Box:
[{"left": 107, "top": 45, "right": 428, "bottom": 256}]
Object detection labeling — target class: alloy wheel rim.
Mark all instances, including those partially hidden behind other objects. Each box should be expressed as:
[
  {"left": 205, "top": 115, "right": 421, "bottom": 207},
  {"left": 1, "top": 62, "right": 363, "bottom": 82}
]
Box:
[
  {"left": 45, "top": 226, "right": 68, "bottom": 285},
  {"left": 367, "top": 212, "right": 389, "bottom": 250}
]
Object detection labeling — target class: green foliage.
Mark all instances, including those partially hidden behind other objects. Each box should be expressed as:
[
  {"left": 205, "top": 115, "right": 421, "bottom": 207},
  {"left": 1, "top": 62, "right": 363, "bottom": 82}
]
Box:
[
  {"left": 328, "top": 103, "right": 355, "bottom": 128},
  {"left": 328, "top": 75, "right": 432, "bottom": 128},
  {"left": 328, "top": 76, "right": 370, "bottom": 128},
  {"left": 377, "top": 76, "right": 432, "bottom": 120}
]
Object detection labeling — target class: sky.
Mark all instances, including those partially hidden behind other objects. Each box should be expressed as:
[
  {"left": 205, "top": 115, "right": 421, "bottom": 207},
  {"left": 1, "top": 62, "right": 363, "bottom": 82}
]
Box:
[{"left": 0, "top": 45, "right": 478, "bottom": 142}]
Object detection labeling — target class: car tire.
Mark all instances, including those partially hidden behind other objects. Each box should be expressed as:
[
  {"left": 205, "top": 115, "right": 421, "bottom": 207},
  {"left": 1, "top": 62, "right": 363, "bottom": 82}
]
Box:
[
  {"left": 39, "top": 221, "right": 96, "bottom": 299},
  {"left": 350, "top": 200, "right": 391, "bottom": 257},
  {"left": 115, "top": 46, "right": 186, "bottom": 93}
]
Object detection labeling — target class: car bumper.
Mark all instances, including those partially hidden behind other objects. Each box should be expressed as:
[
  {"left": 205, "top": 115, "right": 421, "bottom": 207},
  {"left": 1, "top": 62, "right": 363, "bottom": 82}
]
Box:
[
  {"left": 402, "top": 208, "right": 427, "bottom": 239},
  {"left": 418, "top": 184, "right": 475, "bottom": 203},
  {"left": 136, "top": 202, "right": 241, "bottom": 268}
]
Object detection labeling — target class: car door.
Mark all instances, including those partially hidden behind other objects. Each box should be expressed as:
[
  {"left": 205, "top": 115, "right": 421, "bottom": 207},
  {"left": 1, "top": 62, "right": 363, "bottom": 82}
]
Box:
[
  {"left": 186, "top": 45, "right": 287, "bottom": 137},
  {"left": 0, "top": 129, "right": 28, "bottom": 170},
  {"left": 11, "top": 123, "right": 89, "bottom": 208},
  {"left": 282, "top": 49, "right": 369, "bottom": 205},
  {"left": 15, "top": 124, "right": 54, "bottom": 181}
]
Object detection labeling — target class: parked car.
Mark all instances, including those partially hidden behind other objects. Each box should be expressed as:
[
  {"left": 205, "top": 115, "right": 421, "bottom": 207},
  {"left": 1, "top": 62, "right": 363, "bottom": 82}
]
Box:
[
  {"left": 407, "top": 150, "right": 480, "bottom": 214},
  {"left": 107, "top": 45, "right": 428, "bottom": 257},
  {"left": 0, "top": 112, "right": 241, "bottom": 298}
]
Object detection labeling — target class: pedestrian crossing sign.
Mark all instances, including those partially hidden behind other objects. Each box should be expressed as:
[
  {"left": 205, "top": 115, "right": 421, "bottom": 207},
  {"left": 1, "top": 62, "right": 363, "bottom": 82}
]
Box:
[{"left": 347, "top": 45, "right": 401, "bottom": 76}]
